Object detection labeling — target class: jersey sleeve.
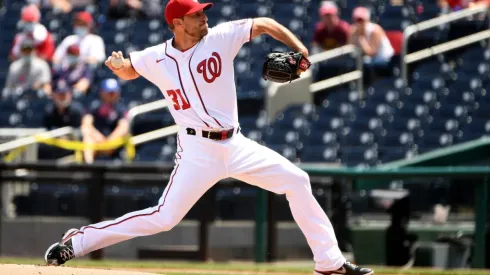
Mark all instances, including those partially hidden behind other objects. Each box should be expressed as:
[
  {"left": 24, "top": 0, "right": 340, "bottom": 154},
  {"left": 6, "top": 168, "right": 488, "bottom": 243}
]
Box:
[
  {"left": 210, "top": 19, "right": 254, "bottom": 59},
  {"left": 53, "top": 36, "right": 70, "bottom": 66},
  {"left": 128, "top": 46, "right": 159, "bottom": 84},
  {"left": 92, "top": 35, "right": 106, "bottom": 63}
]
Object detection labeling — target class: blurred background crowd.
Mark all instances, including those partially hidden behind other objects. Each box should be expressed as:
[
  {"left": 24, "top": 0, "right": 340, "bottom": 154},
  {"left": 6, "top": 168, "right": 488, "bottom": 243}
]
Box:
[{"left": 0, "top": 0, "right": 489, "bottom": 165}]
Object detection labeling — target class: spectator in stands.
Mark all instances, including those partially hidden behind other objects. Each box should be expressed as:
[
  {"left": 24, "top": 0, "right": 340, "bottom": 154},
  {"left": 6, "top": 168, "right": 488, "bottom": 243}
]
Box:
[
  {"left": 43, "top": 79, "right": 84, "bottom": 130},
  {"left": 53, "top": 12, "right": 105, "bottom": 68},
  {"left": 108, "top": 0, "right": 163, "bottom": 19},
  {"left": 25, "top": 0, "right": 51, "bottom": 9},
  {"left": 348, "top": 7, "right": 394, "bottom": 67},
  {"left": 52, "top": 44, "right": 94, "bottom": 97},
  {"left": 40, "top": 80, "right": 84, "bottom": 159},
  {"left": 438, "top": 0, "right": 474, "bottom": 11},
  {"left": 4, "top": 39, "right": 52, "bottom": 97},
  {"left": 311, "top": 1, "right": 350, "bottom": 54},
  {"left": 10, "top": 4, "right": 55, "bottom": 62},
  {"left": 81, "top": 79, "right": 129, "bottom": 163},
  {"left": 468, "top": 0, "right": 490, "bottom": 8},
  {"left": 437, "top": 0, "right": 490, "bottom": 12},
  {"left": 27, "top": 0, "right": 94, "bottom": 13}
]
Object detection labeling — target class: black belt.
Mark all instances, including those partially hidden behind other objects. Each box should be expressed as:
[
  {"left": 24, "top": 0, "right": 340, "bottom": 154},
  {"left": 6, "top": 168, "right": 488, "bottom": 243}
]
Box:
[{"left": 186, "top": 127, "right": 239, "bottom": 141}]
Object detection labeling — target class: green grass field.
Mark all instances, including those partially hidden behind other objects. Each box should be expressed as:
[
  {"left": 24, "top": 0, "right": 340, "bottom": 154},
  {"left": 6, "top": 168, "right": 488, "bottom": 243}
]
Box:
[{"left": 1, "top": 258, "right": 490, "bottom": 275}]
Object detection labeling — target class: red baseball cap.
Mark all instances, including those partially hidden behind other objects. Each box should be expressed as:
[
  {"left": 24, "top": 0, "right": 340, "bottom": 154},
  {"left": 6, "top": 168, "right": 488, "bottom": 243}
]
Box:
[
  {"left": 74, "top": 11, "right": 93, "bottom": 26},
  {"left": 319, "top": 1, "right": 338, "bottom": 16},
  {"left": 21, "top": 4, "right": 41, "bottom": 22},
  {"left": 353, "top": 7, "right": 370, "bottom": 21},
  {"left": 67, "top": 44, "right": 80, "bottom": 55},
  {"left": 165, "top": 0, "right": 213, "bottom": 25}
]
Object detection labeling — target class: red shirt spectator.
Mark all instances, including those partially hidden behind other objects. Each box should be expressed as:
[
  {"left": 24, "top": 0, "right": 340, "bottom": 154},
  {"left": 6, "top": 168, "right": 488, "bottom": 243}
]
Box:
[
  {"left": 53, "top": 12, "right": 106, "bottom": 67},
  {"left": 470, "top": 0, "right": 490, "bottom": 6},
  {"left": 10, "top": 4, "right": 55, "bottom": 62},
  {"left": 439, "top": 0, "right": 475, "bottom": 10},
  {"left": 312, "top": 1, "right": 350, "bottom": 51},
  {"left": 447, "top": 0, "right": 463, "bottom": 8}
]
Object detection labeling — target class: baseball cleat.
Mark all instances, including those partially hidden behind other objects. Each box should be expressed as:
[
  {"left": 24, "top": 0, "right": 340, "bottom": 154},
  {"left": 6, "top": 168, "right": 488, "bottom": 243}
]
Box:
[
  {"left": 315, "top": 261, "right": 374, "bottom": 275},
  {"left": 44, "top": 228, "right": 78, "bottom": 266}
]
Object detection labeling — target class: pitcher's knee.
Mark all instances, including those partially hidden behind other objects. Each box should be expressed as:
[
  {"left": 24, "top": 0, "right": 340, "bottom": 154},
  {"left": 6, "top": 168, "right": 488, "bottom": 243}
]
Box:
[
  {"left": 156, "top": 213, "right": 180, "bottom": 232},
  {"left": 298, "top": 170, "right": 310, "bottom": 184},
  {"left": 297, "top": 170, "right": 312, "bottom": 191},
  {"left": 285, "top": 169, "right": 312, "bottom": 194}
]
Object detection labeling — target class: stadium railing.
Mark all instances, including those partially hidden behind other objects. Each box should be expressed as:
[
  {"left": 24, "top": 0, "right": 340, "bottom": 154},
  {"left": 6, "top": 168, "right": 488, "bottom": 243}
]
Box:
[
  {"left": 291, "top": 165, "right": 490, "bottom": 268},
  {"left": 401, "top": 4, "right": 490, "bottom": 82},
  {"left": 265, "top": 44, "right": 363, "bottom": 121},
  {"left": 0, "top": 162, "right": 243, "bottom": 261},
  {"left": 127, "top": 99, "right": 169, "bottom": 131},
  {"left": 0, "top": 99, "right": 179, "bottom": 164},
  {"left": 0, "top": 127, "right": 77, "bottom": 217},
  {"left": 0, "top": 127, "right": 76, "bottom": 160},
  {"left": 0, "top": 162, "right": 487, "bottom": 267},
  {"left": 127, "top": 99, "right": 181, "bottom": 153}
]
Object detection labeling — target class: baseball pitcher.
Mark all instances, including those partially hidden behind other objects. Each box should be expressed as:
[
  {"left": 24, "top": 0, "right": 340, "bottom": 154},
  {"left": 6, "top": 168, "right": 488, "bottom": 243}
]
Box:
[{"left": 45, "top": 1, "right": 374, "bottom": 274}]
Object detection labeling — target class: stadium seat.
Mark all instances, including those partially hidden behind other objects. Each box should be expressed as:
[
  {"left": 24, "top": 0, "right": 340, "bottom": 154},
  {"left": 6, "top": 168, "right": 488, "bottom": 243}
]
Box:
[{"left": 1, "top": 0, "right": 490, "bottom": 172}]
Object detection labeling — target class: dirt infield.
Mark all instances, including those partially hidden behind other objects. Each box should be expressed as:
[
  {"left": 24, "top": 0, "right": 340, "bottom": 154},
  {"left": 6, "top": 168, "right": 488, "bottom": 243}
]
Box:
[
  {"left": 0, "top": 264, "right": 159, "bottom": 275},
  {"left": 1, "top": 259, "right": 488, "bottom": 275}
]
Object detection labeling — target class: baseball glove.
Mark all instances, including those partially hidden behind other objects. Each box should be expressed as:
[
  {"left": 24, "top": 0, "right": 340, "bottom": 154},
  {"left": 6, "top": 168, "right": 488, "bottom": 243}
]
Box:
[{"left": 262, "top": 52, "right": 311, "bottom": 83}]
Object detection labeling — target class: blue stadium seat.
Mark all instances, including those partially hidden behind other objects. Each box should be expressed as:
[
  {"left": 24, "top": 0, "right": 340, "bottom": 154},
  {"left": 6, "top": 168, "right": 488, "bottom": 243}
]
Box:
[
  {"left": 1, "top": 0, "right": 490, "bottom": 170},
  {"left": 303, "top": 130, "right": 339, "bottom": 146},
  {"left": 379, "top": 147, "right": 406, "bottom": 163},
  {"left": 267, "top": 144, "right": 297, "bottom": 161},
  {"left": 301, "top": 146, "right": 339, "bottom": 163}
]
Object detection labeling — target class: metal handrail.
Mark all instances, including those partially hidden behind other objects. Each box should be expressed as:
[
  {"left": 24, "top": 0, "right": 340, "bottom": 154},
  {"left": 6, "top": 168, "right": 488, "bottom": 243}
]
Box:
[
  {"left": 266, "top": 45, "right": 363, "bottom": 121},
  {"left": 267, "top": 45, "right": 363, "bottom": 93},
  {"left": 401, "top": 5, "right": 490, "bottom": 81},
  {"left": 309, "top": 71, "right": 363, "bottom": 93},
  {"left": 0, "top": 126, "right": 75, "bottom": 154},
  {"left": 131, "top": 125, "right": 180, "bottom": 145},
  {"left": 127, "top": 99, "right": 169, "bottom": 131},
  {"left": 0, "top": 98, "right": 175, "bottom": 163},
  {"left": 310, "top": 44, "right": 364, "bottom": 95},
  {"left": 126, "top": 99, "right": 178, "bottom": 150},
  {"left": 308, "top": 44, "right": 359, "bottom": 64},
  {"left": 405, "top": 29, "right": 490, "bottom": 64}
]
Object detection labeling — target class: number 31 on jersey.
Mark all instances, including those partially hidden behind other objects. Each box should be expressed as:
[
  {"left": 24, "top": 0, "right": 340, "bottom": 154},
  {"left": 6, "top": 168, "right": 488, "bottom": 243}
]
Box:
[{"left": 167, "top": 89, "right": 190, "bottom": 110}]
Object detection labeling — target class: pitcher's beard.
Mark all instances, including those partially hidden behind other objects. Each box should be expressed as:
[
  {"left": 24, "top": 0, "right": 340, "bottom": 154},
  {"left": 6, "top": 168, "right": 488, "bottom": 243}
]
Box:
[{"left": 184, "top": 27, "right": 208, "bottom": 40}]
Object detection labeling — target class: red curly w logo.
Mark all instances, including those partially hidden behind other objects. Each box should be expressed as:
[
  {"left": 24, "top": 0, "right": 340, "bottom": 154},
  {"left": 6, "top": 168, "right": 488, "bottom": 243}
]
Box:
[{"left": 197, "top": 52, "right": 222, "bottom": 83}]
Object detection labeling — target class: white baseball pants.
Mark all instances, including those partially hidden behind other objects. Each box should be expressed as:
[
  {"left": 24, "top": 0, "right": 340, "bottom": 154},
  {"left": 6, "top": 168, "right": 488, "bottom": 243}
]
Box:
[{"left": 66, "top": 128, "right": 345, "bottom": 271}]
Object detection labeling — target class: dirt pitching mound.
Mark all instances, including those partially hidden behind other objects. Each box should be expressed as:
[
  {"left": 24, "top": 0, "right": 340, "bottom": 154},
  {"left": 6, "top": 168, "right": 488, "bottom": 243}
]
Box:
[{"left": 0, "top": 264, "right": 159, "bottom": 275}]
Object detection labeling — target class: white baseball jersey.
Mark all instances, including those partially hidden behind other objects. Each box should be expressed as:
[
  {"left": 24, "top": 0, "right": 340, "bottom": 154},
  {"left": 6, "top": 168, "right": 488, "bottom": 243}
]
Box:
[
  {"left": 129, "top": 19, "right": 253, "bottom": 130},
  {"left": 62, "top": 18, "right": 346, "bottom": 273},
  {"left": 53, "top": 33, "right": 106, "bottom": 65}
]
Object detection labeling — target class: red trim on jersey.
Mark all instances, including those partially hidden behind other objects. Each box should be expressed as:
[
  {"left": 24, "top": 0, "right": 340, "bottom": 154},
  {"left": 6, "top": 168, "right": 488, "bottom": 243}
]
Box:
[
  {"left": 188, "top": 49, "right": 224, "bottom": 128},
  {"left": 165, "top": 43, "right": 210, "bottom": 128},
  {"left": 62, "top": 162, "right": 181, "bottom": 244},
  {"left": 249, "top": 19, "right": 254, "bottom": 42},
  {"left": 175, "top": 134, "right": 183, "bottom": 159}
]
